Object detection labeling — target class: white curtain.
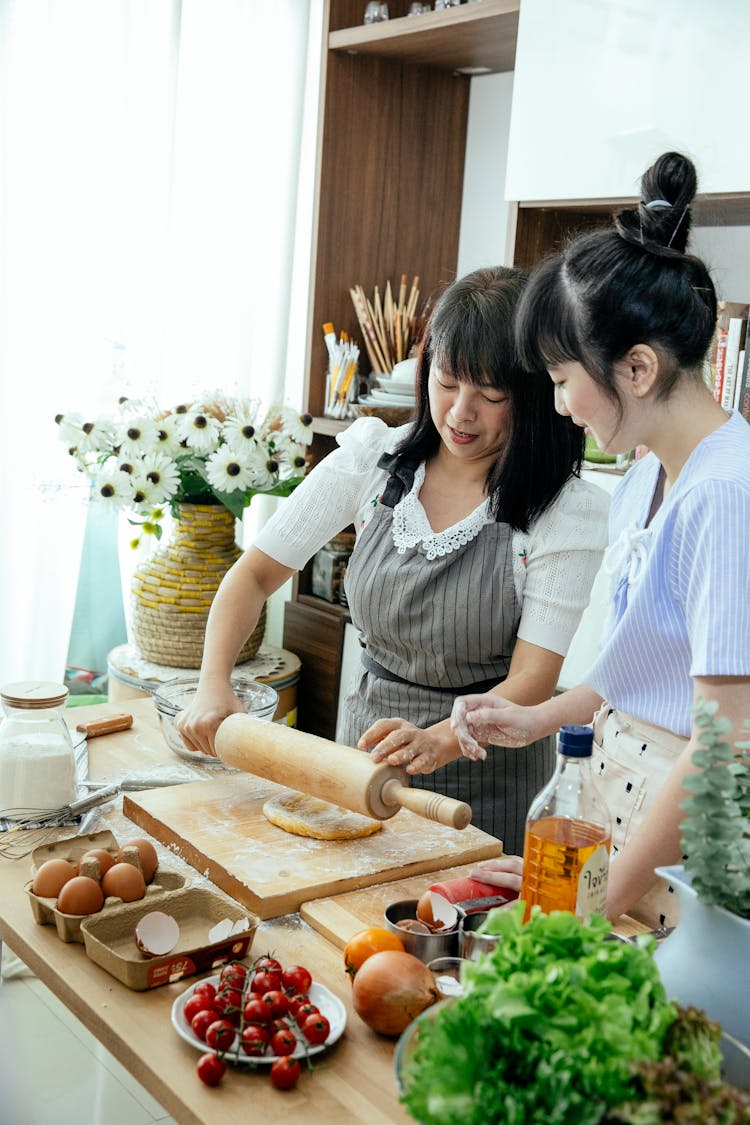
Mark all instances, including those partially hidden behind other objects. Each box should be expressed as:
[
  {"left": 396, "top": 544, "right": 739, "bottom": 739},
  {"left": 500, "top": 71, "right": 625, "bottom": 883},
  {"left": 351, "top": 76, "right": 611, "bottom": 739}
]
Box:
[{"left": 0, "top": 0, "right": 320, "bottom": 684}]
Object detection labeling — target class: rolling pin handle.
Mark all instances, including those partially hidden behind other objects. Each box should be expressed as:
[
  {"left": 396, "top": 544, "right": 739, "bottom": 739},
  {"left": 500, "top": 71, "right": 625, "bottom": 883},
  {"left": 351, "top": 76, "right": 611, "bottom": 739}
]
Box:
[{"left": 380, "top": 779, "right": 472, "bottom": 830}]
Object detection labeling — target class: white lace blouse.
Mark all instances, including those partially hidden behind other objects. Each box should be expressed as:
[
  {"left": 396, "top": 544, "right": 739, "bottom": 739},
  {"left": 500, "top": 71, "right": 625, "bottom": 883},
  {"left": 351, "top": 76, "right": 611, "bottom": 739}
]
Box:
[{"left": 255, "top": 417, "right": 610, "bottom": 656}]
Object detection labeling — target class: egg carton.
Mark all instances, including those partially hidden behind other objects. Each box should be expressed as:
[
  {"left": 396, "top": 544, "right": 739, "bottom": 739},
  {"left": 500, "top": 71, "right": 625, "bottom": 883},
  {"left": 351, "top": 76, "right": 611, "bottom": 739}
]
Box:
[
  {"left": 80, "top": 886, "right": 259, "bottom": 990},
  {"left": 26, "top": 828, "right": 186, "bottom": 943}
]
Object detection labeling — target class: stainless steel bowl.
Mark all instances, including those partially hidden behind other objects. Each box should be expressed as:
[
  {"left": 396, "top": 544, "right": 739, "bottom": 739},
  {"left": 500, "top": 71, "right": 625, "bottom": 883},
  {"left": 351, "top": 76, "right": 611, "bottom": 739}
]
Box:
[
  {"left": 152, "top": 674, "right": 278, "bottom": 766},
  {"left": 384, "top": 899, "right": 460, "bottom": 963},
  {"left": 459, "top": 910, "right": 501, "bottom": 960}
]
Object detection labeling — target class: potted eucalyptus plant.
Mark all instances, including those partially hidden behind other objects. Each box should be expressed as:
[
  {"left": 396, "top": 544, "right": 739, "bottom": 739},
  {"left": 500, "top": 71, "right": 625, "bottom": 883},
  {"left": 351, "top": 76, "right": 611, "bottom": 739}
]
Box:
[{"left": 653, "top": 698, "right": 750, "bottom": 1044}]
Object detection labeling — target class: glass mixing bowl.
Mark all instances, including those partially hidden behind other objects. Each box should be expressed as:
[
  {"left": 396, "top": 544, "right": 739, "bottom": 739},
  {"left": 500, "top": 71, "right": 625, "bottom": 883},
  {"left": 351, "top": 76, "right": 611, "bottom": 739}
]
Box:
[{"left": 152, "top": 674, "right": 279, "bottom": 766}]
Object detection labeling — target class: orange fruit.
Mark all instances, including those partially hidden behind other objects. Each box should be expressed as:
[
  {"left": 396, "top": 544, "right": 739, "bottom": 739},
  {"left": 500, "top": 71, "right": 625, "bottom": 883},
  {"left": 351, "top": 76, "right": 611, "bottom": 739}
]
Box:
[{"left": 344, "top": 926, "right": 405, "bottom": 979}]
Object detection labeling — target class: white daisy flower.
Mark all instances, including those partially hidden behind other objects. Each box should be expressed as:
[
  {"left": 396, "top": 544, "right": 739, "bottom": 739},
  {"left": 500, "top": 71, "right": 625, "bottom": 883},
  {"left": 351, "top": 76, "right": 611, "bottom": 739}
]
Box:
[
  {"left": 176, "top": 409, "right": 222, "bottom": 454},
  {"left": 223, "top": 403, "right": 261, "bottom": 452},
  {"left": 205, "top": 447, "right": 256, "bottom": 493},
  {"left": 154, "top": 414, "right": 186, "bottom": 457},
  {"left": 246, "top": 449, "right": 280, "bottom": 492},
  {"left": 55, "top": 412, "right": 85, "bottom": 449},
  {"left": 92, "top": 468, "right": 133, "bottom": 509},
  {"left": 116, "top": 416, "right": 161, "bottom": 457},
  {"left": 129, "top": 473, "right": 169, "bottom": 511},
  {"left": 280, "top": 405, "right": 313, "bottom": 446},
  {"left": 274, "top": 436, "right": 308, "bottom": 475},
  {"left": 138, "top": 452, "right": 180, "bottom": 502},
  {"left": 75, "top": 416, "right": 117, "bottom": 456}
]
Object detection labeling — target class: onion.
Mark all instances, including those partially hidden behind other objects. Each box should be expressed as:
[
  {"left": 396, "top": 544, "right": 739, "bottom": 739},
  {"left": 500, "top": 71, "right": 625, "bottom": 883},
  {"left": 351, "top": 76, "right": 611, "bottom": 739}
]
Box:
[{"left": 351, "top": 950, "right": 439, "bottom": 1036}]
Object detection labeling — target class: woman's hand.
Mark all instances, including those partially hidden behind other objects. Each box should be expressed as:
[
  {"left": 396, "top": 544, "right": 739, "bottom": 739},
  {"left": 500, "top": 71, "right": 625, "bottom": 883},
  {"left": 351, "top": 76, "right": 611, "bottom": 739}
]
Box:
[
  {"left": 471, "top": 855, "right": 523, "bottom": 893},
  {"left": 174, "top": 683, "right": 247, "bottom": 759},
  {"left": 451, "top": 695, "right": 545, "bottom": 759},
  {"left": 358, "top": 718, "right": 460, "bottom": 774}
]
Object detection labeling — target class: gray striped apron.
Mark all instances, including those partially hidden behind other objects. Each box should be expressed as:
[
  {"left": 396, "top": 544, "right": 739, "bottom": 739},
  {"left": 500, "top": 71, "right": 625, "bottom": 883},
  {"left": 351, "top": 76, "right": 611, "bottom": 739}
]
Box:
[{"left": 337, "top": 469, "right": 555, "bottom": 853}]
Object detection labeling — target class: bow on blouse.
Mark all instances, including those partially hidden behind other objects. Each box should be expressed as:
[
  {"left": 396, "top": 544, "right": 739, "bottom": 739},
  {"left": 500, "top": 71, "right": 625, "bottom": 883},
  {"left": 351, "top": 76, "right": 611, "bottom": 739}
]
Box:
[
  {"left": 604, "top": 522, "right": 653, "bottom": 601},
  {"left": 376, "top": 450, "right": 419, "bottom": 509}
]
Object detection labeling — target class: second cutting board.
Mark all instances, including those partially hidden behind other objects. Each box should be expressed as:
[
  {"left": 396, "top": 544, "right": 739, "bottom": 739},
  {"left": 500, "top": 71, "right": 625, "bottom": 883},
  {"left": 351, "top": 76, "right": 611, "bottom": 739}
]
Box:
[{"left": 124, "top": 775, "right": 501, "bottom": 919}]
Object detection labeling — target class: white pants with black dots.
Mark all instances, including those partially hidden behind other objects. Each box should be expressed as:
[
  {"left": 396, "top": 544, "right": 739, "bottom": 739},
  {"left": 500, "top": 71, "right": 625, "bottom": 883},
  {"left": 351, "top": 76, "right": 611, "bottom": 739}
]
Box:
[{"left": 593, "top": 704, "right": 689, "bottom": 930}]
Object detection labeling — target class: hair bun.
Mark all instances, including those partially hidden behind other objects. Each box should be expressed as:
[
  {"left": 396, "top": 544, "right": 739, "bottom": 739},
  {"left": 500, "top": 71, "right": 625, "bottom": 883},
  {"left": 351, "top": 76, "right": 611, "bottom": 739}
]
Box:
[{"left": 614, "top": 150, "right": 697, "bottom": 257}]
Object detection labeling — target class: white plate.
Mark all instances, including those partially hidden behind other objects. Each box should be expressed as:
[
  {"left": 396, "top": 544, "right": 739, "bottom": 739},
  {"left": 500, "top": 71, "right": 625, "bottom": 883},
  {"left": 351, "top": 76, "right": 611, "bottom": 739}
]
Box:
[
  {"left": 373, "top": 380, "right": 416, "bottom": 397},
  {"left": 171, "top": 975, "right": 346, "bottom": 1065},
  {"left": 363, "top": 390, "right": 417, "bottom": 406}
]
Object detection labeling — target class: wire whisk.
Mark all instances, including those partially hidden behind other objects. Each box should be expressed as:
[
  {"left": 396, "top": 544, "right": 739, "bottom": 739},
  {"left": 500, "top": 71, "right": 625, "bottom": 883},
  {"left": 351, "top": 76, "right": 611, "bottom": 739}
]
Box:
[{"left": 0, "top": 783, "right": 121, "bottom": 860}]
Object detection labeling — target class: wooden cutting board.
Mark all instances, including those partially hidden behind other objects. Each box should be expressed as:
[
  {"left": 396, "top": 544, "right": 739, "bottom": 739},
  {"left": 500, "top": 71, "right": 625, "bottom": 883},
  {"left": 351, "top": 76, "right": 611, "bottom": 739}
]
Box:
[
  {"left": 124, "top": 776, "right": 502, "bottom": 920},
  {"left": 300, "top": 861, "right": 488, "bottom": 949}
]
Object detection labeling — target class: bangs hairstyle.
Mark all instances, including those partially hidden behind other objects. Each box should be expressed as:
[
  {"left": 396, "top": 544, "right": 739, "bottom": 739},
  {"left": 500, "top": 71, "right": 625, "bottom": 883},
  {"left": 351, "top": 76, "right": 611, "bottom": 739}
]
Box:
[
  {"left": 393, "top": 266, "right": 584, "bottom": 533},
  {"left": 515, "top": 255, "right": 598, "bottom": 375}
]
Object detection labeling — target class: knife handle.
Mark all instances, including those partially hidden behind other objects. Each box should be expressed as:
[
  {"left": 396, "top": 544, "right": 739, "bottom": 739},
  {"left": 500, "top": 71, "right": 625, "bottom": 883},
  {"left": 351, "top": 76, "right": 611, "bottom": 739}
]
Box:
[{"left": 380, "top": 779, "right": 472, "bottom": 830}]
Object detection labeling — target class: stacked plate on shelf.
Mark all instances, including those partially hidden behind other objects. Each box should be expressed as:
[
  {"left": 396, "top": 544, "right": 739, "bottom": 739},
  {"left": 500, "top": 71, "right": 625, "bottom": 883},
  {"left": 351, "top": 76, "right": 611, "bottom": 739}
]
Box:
[{"left": 358, "top": 358, "right": 417, "bottom": 410}]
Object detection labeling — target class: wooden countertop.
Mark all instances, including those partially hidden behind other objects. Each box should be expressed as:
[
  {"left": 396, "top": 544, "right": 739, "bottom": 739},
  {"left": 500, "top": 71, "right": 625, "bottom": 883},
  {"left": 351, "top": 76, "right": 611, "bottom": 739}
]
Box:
[
  {"left": 0, "top": 699, "right": 410, "bottom": 1124},
  {"left": 0, "top": 698, "right": 647, "bottom": 1123}
]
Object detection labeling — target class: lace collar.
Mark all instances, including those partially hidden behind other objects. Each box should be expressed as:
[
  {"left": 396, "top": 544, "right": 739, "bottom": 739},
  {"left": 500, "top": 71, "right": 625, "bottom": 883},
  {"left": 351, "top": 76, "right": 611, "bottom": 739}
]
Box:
[{"left": 390, "top": 463, "right": 491, "bottom": 560}]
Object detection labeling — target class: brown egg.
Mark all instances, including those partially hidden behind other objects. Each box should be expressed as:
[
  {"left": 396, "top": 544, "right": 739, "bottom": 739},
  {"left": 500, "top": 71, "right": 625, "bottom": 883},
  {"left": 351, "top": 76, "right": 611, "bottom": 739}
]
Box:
[
  {"left": 79, "top": 848, "right": 116, "bottom": 877},
  {"left": 57, "top": 875, "right": 105, "bottom": 916},
  {"left": 102, "top": 862, "right": 147, "bottom": 903},
  {"left": 116, "top": 837, "right": 158, "bottom": 883},
  {"left": 31, "top": 858, "right": 78, "bottom": 898}
]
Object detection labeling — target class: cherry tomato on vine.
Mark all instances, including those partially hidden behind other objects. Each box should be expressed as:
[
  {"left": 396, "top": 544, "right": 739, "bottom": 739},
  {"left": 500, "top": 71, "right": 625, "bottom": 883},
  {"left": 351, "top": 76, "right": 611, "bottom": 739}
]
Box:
[
  {"left": 191, "top": 1008, "right": 220, "bottom": 1042},
  {"left": 192, "top": 981, "right": 217, "bottom": 1004},
  {"left": 196, "top": 1052, "right": 226, "bottom": 1086},
  {"left": 271, "top": 1017, "right": 291, "bottom": 1034},
  {"left": 282, "top": 965, "right": 312, "bottom": 995},
  {"left": 270, "top": 1056, "right": 301, "bottom": 1090},
  {"left": 243, "top": 996, "right": 271, "bottom": 1026},
  {"left": 241, "top": 1023, "right": 270, "bottom": 1057},
  {"left": 295, "top": 1002, "right": 319, "bottom": 1027},
  {"left": 301, "top": 1013, "right": 330, "bottom": 1045},
  {"left": 262, "top": 990, "right": 290, "bottom": 1019},
  {"left": 254, "top": 956, "right": 282, "bottom": 974},
  {"left": 251, "top": 969, "right": 283, "bottom": 994},
  {"left": 270, "top": 1028, "right": 297, "bottom": 1056},
  {"left": 219, "top": 963, "right": 247, "bottom": 991},
  {"left": 205, "top": 1019, "right": 235, "bottom": 1052},
  {"left": 286, "top": 992, "right": 309, "bottom": 1016},
  {"left": 214, "top": 988, "right": 244, "bottom": 1026},
  {"left": 184, "top": 992, "right": 213, "bottom": 1024}
]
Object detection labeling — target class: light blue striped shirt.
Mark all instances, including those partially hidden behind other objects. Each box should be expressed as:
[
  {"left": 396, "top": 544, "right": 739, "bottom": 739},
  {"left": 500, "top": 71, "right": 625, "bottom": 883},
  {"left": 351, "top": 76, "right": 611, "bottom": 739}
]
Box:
[{"left": 586, "top": 410, "right": 750, "bottom": 736}]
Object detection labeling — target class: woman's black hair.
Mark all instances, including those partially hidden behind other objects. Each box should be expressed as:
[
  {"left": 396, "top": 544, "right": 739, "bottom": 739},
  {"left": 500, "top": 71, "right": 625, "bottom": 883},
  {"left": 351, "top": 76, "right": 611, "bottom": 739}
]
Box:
[
  {"left": 515, "top": 151, "right": 718, "bottom": 412},
  {"left": 392, "top": 265, "right": 584, "bottom": 533}
]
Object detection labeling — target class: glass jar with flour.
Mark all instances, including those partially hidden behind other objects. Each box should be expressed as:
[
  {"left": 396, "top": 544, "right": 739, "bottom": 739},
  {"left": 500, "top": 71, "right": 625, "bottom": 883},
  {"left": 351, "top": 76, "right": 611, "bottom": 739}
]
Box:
[{"left": 0, "top": 682, "right": 77, "bottom": 819}]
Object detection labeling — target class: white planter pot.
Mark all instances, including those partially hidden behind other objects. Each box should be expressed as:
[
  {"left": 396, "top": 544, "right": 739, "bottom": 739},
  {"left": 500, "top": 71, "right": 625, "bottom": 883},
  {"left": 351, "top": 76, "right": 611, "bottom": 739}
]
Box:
[{"left": 653, "top": 864, "right": 750, "bottom": 1044}]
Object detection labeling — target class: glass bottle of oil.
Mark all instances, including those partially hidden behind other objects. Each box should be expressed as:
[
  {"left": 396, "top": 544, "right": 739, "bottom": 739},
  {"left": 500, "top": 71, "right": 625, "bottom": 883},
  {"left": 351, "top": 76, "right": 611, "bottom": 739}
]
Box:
[{"left": 520, "top": 724, "right": 611, "bottom": 922}]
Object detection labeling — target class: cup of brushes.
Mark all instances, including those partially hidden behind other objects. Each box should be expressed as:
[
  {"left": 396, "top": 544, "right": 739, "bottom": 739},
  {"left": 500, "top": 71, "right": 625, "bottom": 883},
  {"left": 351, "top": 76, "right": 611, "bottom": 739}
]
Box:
[{"left": 322, "top": 323, "right": 360, "bottom": 419}]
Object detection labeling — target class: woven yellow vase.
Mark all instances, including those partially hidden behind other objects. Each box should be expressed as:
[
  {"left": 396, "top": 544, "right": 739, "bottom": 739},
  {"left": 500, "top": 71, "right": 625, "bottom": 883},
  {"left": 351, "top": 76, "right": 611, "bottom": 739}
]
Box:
[{"left": 130, "top": 502, "right": 265, "bottom": 668}]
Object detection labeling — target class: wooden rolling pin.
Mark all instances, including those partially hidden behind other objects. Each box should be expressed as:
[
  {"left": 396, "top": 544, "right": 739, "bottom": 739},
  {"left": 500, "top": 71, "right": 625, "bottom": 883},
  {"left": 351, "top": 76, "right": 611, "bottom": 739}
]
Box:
[{"left": 214, "top": 715, "right": 472, "bottom": 830}]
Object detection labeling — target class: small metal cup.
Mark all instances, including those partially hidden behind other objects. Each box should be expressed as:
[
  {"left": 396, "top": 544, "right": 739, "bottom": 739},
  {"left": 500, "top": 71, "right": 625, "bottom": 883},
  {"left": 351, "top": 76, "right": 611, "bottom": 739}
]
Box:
[
  {"left": 459, "top": 911, "right": 501, "bottom": 960},
  {"left": 384, "top": 899, "right": 459, "bottom": 963}
]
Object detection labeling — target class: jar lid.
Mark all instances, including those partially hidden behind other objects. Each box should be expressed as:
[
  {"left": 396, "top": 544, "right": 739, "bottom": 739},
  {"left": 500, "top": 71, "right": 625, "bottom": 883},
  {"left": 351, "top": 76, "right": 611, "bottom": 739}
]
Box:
[{"left": 0, "top": 681, "right": 69, "bottom": 709}]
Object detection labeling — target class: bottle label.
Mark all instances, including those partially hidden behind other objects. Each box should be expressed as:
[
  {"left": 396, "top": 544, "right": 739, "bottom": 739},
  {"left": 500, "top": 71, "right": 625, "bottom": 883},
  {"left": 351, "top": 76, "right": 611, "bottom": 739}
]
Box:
[{"left": 575, "top": 843, "right": 609, "bottom": 919}]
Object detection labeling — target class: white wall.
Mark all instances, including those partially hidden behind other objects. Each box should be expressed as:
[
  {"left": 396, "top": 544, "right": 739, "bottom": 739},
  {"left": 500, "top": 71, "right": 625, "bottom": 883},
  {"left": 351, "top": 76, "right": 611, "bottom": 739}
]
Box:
[
  {"left": 457, "top": 71, "right": 515, "bottom": 274},
  {"left": 506, "top": 0, "right": 750, "bottom": 203}
]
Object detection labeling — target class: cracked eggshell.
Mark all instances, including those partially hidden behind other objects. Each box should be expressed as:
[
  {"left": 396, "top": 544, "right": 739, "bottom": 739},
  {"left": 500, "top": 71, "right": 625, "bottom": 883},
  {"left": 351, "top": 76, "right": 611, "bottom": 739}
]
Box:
[
  {"left": 416, "top": 891, "right": 459, "bottom": 933},
  {"left": 134, "top": 911, "right": 180, "bottom": 958}
]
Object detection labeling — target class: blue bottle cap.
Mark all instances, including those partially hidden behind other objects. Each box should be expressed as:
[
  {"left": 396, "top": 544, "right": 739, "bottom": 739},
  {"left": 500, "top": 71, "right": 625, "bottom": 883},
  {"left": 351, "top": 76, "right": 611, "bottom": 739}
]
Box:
[{"left": 558, "top": 724, "right": 594, "bottom": 757}]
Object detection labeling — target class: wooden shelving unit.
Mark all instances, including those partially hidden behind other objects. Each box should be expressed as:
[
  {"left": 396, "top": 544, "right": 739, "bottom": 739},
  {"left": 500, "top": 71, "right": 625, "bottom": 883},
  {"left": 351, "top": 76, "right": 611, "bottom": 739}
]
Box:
[
  {"left": 284, "top": 0, "right": 520, "bottom": 738},
  {"left": 289, "top": 1, "right": 750, "bottom": 741}
]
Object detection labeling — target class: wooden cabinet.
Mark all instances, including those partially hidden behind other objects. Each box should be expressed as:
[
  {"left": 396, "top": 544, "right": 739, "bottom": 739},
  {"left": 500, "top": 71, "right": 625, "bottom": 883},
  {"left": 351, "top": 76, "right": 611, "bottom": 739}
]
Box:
[{"left": 284, "top": 0, "right": 519, "bottom": 737}]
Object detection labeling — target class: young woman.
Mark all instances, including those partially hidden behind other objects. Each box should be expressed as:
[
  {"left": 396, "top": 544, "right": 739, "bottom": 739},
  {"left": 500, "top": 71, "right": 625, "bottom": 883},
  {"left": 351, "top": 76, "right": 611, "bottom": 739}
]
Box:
[
  {"left": 447, "top": 153, "right": 750, "bottom": 924},
  {"left": 176, "top": 266, "right": 609, "bottom": 851}
]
